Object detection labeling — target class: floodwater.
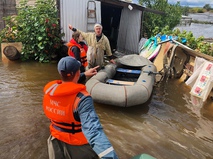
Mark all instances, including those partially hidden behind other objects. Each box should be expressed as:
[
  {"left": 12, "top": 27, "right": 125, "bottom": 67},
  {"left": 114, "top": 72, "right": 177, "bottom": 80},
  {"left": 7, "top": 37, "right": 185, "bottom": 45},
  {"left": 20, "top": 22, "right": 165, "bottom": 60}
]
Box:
[
  {"left": 0, "top": 13, "right": 213, "bottom": 159},
  {"left": 175, "top": 13, "right": 213, "bottom": 38},
  {"left": 0, "top": 56, "right": 213, "bottom": 159}
]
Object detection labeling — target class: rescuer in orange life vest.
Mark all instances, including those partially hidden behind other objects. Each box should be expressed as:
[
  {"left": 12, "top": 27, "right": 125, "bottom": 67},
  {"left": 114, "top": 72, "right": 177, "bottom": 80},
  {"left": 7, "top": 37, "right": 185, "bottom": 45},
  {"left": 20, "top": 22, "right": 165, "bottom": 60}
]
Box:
[
  {"left": 43, "top": 56, "right": 119, "bottom": 159},
  {"left": 67, "top": 31, "right": 88, "bottom": 73}
]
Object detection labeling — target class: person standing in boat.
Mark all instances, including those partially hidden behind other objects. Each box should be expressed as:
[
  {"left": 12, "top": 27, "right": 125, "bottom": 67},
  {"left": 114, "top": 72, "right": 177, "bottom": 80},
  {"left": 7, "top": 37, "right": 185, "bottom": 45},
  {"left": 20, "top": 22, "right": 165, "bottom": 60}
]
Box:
[
  {"left": 68, "top": 23, "right": 116, "bottom": 71},
  {"left": 43, "top": 56, "right": 119, "bottom": 159},
  {"left": 67, "top": 31, "right": 88, "bottom": 73}
]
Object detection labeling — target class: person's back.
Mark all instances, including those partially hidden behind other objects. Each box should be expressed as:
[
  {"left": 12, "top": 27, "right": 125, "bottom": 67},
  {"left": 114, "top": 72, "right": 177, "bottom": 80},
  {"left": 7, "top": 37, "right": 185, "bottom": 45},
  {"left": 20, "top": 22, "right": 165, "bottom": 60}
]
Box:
[{"left": 43, "top": 56, "right": 119, "bottom": 159}]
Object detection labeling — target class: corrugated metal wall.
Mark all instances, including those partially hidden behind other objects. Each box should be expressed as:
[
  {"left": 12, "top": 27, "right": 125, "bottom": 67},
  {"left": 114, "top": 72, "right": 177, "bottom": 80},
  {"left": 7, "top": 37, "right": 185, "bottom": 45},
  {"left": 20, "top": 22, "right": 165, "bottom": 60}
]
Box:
[
  {"left": 117, "top": 7, "right": 142, "bottom": 54},
  {"left": 60, "top": 0, "right": 101, "bottom": 43},
  {"left": 60, "top": 0, "right": 142, "bottom": 54}
]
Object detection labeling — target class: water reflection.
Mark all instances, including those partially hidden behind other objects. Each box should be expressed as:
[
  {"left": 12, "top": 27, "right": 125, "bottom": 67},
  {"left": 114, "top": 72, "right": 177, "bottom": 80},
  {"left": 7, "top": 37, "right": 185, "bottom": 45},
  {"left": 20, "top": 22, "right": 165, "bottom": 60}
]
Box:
[
  {"left": 0, "top": 59, "right": 213, "bottom": 159},
  {"left": 183, "top": 94, "right": 213, "bottom": 148},
  {"left": 175, "top": 13, "right": 213, "bottom": 38},
  {"left": 183, "top": 94, "right": 203, "bottom": 117},
  {"left": 0, "top": 60, "right": 57, "bottom": 159}
]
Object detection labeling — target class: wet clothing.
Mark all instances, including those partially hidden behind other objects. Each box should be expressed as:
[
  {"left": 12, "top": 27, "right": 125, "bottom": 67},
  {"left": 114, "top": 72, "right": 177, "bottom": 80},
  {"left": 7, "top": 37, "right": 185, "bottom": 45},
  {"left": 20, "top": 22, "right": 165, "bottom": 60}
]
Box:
[
  {"left": 43, "top": 80, "right": 118, "bottom": 159},
  {"left": 73, "top": 28, "right": 113, "bottom": 70},
  {"left": 67, "top": 39, "right": 88, "bottom": 72}
]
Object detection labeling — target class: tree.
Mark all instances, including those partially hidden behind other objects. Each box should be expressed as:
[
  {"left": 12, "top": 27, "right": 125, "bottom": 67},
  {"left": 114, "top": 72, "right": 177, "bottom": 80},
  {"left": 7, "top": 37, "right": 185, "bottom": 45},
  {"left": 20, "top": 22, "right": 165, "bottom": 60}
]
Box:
[
  {"left": 203, "top": 4, "right": 211, "bottom": 11},
  {"left": 181, "top": 5, "right": 190, "bottom": 16},
  {"left": 0, "top": 0, "right": 65, "bottom": 62},
  {"left": 16, "top": 0, "right": 65, "bottom": 62},
  {"left": 139, "top": 0, "right": 182, "bottom": 38}
]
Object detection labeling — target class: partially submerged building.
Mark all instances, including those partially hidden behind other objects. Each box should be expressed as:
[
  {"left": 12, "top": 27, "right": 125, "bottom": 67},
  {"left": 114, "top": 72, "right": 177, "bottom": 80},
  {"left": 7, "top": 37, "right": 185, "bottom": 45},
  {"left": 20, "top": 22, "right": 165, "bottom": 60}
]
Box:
[
  {"left": 59, "top": 0, "right": 164, "bottom": 54},
  {"left": 1, "top": 0, "right": 164, "bottom": 54}
]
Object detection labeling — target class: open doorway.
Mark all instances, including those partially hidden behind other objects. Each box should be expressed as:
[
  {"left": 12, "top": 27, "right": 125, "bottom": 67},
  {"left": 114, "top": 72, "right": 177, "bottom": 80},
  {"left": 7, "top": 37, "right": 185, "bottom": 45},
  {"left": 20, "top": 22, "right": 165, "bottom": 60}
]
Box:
[{"left": 100, "top": 3, "right": 122, "bottom": 51}]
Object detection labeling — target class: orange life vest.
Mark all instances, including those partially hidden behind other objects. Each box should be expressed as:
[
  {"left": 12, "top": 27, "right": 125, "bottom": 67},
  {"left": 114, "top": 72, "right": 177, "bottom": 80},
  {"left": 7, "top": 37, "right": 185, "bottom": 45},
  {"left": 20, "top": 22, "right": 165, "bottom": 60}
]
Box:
[
  {"left": 67, "top": 39, "right": 88, "bottom": 68},
  {"left": 43, "top": 80, "right": 89, "bottom": 145}
]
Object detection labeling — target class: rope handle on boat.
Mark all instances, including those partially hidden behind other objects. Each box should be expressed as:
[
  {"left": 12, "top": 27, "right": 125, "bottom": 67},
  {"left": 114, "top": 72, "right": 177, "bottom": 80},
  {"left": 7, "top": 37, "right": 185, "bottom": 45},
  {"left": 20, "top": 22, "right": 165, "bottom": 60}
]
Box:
[{"left": 143, "top": 71, "right": 161, "bottom": 75}]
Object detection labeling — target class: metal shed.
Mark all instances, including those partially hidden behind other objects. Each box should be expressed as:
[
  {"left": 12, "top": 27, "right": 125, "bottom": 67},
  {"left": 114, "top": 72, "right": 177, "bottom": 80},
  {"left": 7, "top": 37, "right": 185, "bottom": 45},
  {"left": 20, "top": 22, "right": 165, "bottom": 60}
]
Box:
[{"left": 59, "top": 0, "right": 164, "bottom": 54}]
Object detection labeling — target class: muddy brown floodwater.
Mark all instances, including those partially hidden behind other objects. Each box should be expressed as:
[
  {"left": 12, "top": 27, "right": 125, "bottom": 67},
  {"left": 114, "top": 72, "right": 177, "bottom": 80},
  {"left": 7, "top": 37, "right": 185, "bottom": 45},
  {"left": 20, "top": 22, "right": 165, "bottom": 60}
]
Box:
[{"left": 0, "top": 59, "right": 212, "bottom": 159}]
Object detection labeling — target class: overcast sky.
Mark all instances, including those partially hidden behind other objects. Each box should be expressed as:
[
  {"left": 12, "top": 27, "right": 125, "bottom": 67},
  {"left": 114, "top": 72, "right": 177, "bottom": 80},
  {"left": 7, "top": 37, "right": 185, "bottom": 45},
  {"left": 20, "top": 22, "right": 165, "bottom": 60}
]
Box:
[
  {"left": 132, "top": 0, "right": 213, "bottom": 8},
  {"left": 167, "top": 0, "right": 213, "bottom": 8}
]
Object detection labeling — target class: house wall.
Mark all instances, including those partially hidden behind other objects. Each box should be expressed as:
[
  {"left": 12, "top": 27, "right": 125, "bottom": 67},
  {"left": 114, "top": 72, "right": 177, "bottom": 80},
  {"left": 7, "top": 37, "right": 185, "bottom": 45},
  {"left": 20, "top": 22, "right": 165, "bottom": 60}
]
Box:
[
  {"left": 0, "top": 0, "right": 36, "bottom": 30},
  {"left": 0, "top": 0, "right": 17, "bottom": 30},
  {"left": 16, "top": 0, "right": 36, "bottom": 6},
  {"left": 59, "top": 0, "right": 101, "bottom": 43},
  {"left": 60, "top": 0, "right": 142, "bottom": 54}
]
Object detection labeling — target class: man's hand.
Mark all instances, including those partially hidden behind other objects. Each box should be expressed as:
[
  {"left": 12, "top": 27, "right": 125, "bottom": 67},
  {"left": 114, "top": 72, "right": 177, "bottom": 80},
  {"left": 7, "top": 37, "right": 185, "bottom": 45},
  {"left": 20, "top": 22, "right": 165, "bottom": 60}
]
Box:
[
  {"left": 68, "top": 24, "right": 73, "bottom": 30},
  {"left": 109, "top": 59, "right": 116, "bottom": 64},
  {"left": 84, "top": 66, "right": 99, "bottom": 77}
]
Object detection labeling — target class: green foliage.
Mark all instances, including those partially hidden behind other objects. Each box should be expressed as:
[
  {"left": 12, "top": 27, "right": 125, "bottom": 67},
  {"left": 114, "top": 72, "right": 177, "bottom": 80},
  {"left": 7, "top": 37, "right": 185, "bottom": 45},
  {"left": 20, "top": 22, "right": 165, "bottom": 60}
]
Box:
[
  {"left": 197, "top": 8, "right": 204, "bottom": 13},
  {"left": 139, "top": 0, "right": 182, "bottom": 38},
  {"left": 0, "top": 16, "right": 18, "bottom": 43},
  {"left": 156, "top": 26, "right": 213, "bottom": 56},
  {"left": 0, "top": 0, "right": 64, "bottom": 62},
  {"left": 181, "top": 6, "right": 190, "bottom": 16},
  {"left": 189, "top": 7, "right": 205, "bottom": 13},
  {"left": 188, "top": 8, "right": 197, "bottom": 13},
  {"left": 203, "top": 4, "right": 212, "bottom": 11}
]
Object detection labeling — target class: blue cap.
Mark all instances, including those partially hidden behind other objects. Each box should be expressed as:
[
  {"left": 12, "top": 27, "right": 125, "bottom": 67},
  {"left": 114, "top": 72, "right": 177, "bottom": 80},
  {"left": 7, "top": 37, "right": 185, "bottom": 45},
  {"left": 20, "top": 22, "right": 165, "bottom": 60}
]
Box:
[{"left": 57, "top": 56, "right": 81, "bottom": 75}]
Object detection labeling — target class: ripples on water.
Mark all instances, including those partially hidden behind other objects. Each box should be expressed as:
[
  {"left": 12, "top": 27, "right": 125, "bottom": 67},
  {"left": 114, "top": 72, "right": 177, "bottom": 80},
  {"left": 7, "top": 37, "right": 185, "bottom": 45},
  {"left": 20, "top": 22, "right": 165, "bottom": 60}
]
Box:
[
  {"left": 175, "top": 23, "right": 213, "bottom": 38},
  {"left": 175, "top": 13, "right": 213, "bottom": 38},
  {"left": 0, "top": 59, "right": 213, "bottom": 159},
  {"left": 95, "top": 79, "right": 213, "bottom": 159},
  {"left": 0, "top": 60, "right": 58, "bottom": 159},
  {"left": 189, "top": 13, "right": 213, "bottom": 23}
]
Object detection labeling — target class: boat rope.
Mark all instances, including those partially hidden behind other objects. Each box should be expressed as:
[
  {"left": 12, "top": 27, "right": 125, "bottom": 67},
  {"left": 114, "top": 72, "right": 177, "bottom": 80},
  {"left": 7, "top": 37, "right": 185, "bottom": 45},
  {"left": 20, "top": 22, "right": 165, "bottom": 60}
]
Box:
[{"left": 143, "top": 71, "right": 161, "bottom": 75}]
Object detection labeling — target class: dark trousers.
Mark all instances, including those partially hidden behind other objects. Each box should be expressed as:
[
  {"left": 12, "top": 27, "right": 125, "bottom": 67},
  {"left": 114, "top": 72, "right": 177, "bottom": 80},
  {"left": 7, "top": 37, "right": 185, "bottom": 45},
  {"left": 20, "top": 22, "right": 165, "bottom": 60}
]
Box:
[{"left": 47, "top": 135, "right": 99, "bottom": 159}]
